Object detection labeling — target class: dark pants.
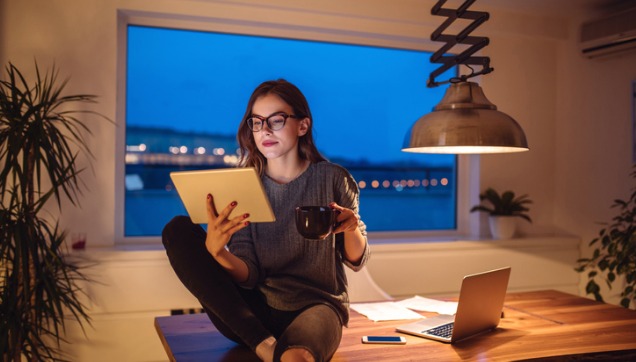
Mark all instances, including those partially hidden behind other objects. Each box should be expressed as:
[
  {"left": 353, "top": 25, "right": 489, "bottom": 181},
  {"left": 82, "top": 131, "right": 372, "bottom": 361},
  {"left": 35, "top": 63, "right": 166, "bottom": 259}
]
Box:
[{"left": 162, "top": 216, "right": 342, "bottom": 361}]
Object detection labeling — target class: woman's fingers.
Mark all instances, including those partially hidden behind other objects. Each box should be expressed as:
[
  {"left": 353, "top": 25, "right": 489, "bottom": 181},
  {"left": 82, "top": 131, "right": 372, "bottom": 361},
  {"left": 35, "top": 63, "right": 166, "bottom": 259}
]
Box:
[
  {"left": 329, "top": 202, "right": 358, "bottom": 233},
  {"left": 225, "top": 214, "right": 251, "bottom": 234},
  {"left": 218, "top": 200, "right": 238, "bottom": 222},
  {"left": 207, "top": 194, "right": 239, "bottom": 225},
  {"left": 205, "top": 196, "right": 250, "bottom": 256},
  {"left": 207, "top": 195, "right": 250, "bottom": 232},
  {"left": 218, "top": 212, "right": 250, "bottom": 233},
  {"left": 206, "top": 194, "right": 219, "bottom": 221}
]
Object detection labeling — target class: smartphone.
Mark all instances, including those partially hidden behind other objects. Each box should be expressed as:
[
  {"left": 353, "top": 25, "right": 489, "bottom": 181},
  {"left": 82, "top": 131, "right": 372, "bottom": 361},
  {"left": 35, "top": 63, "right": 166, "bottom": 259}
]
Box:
[{"left": 361, "top": 336, "right": 407, "bottom": 344}]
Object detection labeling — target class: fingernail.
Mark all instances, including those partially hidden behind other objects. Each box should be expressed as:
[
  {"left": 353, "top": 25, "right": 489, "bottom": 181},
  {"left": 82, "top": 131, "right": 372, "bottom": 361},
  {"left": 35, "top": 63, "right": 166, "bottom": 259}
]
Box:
[
  {"left": 244, "top": 221, "right": 250, "bottom": 226},
  {"left": 244, "top": 213, "right": 250, "bottom": 218},
  {"left": 207, "top": 194, "right": 212, "bottom": 200},
  {"left": 231, "top": 201, "right": 237, "bottom": 207}
]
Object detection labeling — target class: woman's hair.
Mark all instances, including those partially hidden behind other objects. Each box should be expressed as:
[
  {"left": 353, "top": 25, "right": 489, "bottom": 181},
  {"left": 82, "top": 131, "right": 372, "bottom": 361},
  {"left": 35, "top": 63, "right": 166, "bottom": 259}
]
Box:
[{"left": 237, "top": 79, "right": 327, "bottom": 175}]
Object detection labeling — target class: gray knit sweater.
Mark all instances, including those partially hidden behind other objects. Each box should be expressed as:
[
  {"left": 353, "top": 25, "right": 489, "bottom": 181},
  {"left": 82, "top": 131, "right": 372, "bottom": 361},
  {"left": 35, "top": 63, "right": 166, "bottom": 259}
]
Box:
[{"left": 228, "top": 161, "right": 370, "bottom": 325}]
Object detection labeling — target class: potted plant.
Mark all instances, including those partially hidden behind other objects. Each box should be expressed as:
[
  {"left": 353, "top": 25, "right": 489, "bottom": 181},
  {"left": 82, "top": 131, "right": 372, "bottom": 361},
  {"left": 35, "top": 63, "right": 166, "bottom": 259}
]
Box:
[
  {"left": 0, "top": 61, "right": 108, "bottom": 360},
  {"left": 470, "top": 187, "right": 533, "bottom": 239},
  {"left": 575, "top": 167, "right": 635, "bottom": 309}
]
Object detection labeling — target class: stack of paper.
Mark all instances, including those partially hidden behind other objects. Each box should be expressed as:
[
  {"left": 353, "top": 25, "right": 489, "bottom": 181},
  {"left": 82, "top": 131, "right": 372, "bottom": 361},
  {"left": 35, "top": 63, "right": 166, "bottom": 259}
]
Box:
[{"left": 350, "top": 295, "right": 458, "bottom": 322}]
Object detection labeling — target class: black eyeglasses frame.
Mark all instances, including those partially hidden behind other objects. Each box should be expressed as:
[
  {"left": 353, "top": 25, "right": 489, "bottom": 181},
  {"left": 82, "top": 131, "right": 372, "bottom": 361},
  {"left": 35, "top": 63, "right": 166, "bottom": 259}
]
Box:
[{"left": 247, "top": 112, "right": 299, "bottom": 132}]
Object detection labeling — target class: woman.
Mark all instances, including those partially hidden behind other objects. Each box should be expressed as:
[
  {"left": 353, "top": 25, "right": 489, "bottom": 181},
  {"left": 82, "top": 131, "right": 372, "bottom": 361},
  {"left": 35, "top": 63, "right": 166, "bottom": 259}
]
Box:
[{"left": 162, "top": 79, "right": 369, "bottom": 362}]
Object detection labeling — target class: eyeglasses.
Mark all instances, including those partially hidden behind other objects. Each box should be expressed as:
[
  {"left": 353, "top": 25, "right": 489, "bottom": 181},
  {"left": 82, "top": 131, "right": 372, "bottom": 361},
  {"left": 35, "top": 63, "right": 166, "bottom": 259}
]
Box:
[{"left": 247, "top": 112, "right": 298, "bottom": 132}]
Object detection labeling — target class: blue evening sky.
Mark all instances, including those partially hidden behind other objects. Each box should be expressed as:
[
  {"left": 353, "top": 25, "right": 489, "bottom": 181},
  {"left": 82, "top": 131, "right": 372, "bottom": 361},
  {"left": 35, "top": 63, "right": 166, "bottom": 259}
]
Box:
[{"left": 126, "top": 25, "right": 455, "bottom": 166}]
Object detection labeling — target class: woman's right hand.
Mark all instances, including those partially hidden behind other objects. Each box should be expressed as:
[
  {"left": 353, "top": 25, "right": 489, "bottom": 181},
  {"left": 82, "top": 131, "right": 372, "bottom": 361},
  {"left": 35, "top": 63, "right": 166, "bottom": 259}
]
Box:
[{"left": 204, "top": 193, "right": 250, "bottom": 258}]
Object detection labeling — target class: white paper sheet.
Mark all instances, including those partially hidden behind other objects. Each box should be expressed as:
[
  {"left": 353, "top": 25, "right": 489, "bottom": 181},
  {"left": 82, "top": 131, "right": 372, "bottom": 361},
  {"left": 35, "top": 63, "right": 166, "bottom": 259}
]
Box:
[
  {"left": 395, "top": 295, "right": 458, "bottom": 315},
  {"left": 349, "top": 301, "right": 424, "bottom": 322}
]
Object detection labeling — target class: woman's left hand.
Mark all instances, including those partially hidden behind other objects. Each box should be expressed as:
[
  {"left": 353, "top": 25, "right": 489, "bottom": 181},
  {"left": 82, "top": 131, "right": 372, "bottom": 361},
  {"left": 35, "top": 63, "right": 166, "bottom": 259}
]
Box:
[{"left": 329, "top": 202, "right": 359, "bottom": 234}]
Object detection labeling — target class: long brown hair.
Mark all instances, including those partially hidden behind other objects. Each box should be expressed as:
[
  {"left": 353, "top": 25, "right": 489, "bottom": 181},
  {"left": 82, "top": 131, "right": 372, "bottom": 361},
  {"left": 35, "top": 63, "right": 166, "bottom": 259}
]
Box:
[{"left": 237, "top": 79, "right": 327, "bottom": 175}]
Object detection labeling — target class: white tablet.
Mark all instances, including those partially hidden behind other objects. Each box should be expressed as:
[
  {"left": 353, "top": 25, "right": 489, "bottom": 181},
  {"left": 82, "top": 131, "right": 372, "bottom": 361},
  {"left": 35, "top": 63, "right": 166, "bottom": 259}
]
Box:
[{"left": 170, "top": 168, "right": 275, "bottom": 224}]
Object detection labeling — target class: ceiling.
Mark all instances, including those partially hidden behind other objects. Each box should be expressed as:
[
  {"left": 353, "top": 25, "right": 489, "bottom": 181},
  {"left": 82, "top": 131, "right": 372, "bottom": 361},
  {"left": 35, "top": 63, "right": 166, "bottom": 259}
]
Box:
[{"left": 478, "top": 0, "right": 635, "bottom": 17}]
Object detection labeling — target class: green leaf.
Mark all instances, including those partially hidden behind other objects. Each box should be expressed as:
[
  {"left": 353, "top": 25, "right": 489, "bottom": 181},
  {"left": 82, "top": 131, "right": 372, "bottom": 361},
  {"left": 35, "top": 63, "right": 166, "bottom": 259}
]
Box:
[
  {"left": 620, "top": 298, "right": 631, "bottom": 308},
  {"left": 585, "top": 280, "right": 603, "bottom": 302}
]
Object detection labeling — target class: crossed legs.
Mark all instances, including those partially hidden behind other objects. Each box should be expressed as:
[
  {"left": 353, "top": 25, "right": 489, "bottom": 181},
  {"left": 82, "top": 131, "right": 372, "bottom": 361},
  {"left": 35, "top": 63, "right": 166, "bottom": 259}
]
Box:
[{"left": 162, "top": 216, "right": 342, "bottom": 361}]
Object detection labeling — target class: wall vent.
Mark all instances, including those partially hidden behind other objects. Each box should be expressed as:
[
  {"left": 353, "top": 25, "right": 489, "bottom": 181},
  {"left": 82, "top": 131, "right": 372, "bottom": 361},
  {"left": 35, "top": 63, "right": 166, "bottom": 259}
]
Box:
[{"left": 580, "top": 7, "right": 636, "bottom": 58}]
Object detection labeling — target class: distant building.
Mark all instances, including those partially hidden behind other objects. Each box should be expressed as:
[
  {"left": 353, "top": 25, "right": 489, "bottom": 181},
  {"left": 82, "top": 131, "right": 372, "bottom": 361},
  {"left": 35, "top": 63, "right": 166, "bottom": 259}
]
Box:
[{"left": 125, "top": 126, "right": 453, "bottom": 195}]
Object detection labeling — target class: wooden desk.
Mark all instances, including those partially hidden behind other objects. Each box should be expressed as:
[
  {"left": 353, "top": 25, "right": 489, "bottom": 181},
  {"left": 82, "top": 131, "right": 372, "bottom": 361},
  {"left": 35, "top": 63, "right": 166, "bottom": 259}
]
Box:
[{"left": 155, "top": 290, "right": 636, "bottom": 361}]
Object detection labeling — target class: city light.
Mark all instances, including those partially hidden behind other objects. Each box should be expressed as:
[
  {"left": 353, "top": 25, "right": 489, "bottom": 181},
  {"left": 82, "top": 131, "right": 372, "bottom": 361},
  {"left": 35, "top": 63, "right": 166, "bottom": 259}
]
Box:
[{"left": 126, "top": 143, "right": 147, "bottom": 152}]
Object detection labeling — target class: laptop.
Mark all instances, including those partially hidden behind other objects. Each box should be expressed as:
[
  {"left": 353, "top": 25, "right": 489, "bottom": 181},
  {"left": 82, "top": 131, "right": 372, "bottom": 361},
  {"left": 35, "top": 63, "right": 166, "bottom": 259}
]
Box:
[
  {"left": 170, "top": 168, "right": 276, "bottom": 224},
  {"left": 396, "top": 266, "right": 511, "bottom": 343}
]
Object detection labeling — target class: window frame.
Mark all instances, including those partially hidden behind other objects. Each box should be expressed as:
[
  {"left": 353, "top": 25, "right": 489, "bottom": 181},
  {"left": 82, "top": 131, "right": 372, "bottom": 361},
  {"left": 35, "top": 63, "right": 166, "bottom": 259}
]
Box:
[{"left": 114, "top": 8, "right": 477, "bottom": 245}]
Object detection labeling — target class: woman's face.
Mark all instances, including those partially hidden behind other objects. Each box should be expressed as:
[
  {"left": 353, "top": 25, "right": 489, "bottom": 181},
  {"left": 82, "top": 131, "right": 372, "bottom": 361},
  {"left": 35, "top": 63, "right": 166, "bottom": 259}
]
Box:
[{"left": 250, "top": 93, "right": 308, "bottom": 161}]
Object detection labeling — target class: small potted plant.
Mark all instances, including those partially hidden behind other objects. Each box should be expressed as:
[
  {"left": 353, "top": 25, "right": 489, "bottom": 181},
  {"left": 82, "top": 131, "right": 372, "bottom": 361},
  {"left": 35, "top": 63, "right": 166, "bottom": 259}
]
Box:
[{"left": 470, "top": 187, "right": 533, "bottom": 239}]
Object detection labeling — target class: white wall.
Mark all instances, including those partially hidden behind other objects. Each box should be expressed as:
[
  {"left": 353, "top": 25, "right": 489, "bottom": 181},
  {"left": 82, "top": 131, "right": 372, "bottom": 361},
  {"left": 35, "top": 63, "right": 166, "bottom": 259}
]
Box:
[{"left": 2, "top": 0, "right": 635, "bottom": 360}]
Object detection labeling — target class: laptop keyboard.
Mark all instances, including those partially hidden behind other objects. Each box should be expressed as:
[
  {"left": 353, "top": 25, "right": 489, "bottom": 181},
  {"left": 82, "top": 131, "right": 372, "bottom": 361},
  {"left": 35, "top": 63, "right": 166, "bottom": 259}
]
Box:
[{"left": 425, "top": 322, "right": 454, "bottom": 339}]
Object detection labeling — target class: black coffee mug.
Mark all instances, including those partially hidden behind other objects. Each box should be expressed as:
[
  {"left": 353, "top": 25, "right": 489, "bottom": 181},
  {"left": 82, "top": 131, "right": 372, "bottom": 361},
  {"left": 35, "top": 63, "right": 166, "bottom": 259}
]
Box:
[{"left": 295, "top": 206, "right": 338, "bottom": 240}]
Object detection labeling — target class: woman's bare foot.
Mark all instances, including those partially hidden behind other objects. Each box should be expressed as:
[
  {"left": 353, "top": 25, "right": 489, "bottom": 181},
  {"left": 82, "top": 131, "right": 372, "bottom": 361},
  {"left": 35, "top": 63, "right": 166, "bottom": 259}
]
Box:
[{"left": 255, "top": 336, "right": 277, "bottom": 362}]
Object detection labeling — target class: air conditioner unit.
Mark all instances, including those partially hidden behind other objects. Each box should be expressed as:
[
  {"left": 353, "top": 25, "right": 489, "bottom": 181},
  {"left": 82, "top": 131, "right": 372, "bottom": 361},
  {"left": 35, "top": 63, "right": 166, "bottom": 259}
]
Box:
[{"left": 580, "top": 7, "right": 636, "bottom": 59}]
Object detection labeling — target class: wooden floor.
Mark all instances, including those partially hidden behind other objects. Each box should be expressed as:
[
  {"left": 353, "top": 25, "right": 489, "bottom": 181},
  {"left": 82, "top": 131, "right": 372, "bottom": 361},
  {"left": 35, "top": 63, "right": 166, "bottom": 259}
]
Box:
[{"left": 155, "top": 290, "right": 636, "bottom": 361}]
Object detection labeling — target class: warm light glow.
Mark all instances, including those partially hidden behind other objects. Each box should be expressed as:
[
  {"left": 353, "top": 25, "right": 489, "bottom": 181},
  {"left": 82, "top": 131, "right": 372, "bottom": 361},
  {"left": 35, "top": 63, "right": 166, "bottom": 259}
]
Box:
[
  {"left": 125, "top": 154, "right": 140, "bottom": 163},
  {"left": 223, "top": 155, "right": 239, "bottom": 165},
  {"left": 403, "top": 145, "right": 529, "bottom": 154},
  {"left": 126, "top": 144, "right": 147, "bottom": 152},
  {"left": 213, "top": 148, "right": 225, "bottom": 155}
]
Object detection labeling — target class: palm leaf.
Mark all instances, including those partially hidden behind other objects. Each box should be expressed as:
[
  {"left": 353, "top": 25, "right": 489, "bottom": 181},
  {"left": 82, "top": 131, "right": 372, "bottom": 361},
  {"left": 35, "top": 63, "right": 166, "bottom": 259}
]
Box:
[{"left": 1, "top": 60, "right": 110, "bottom": 360}]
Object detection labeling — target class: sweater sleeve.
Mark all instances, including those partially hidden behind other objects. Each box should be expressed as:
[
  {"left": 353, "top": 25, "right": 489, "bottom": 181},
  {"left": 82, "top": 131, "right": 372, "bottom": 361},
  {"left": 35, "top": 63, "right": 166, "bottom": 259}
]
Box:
[
  {"left": 227, "top": 226, "right": 261, "bottom": 288},
  {"left": 332, "top": 165, "right": 370, "bottom": 271}
]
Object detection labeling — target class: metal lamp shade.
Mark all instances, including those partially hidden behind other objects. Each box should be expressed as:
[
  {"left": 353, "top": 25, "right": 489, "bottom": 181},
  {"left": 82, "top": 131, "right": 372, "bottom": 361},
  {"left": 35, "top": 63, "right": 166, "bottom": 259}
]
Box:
[{"left": 402, "top": 82, "right": 529, "bottom": 154}]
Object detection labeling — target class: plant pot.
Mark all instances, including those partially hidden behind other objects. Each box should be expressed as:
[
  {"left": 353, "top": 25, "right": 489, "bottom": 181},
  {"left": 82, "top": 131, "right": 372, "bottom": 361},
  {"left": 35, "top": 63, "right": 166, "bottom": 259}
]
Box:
[{"left": 488, "top": 216, "right": 517, "bottom": 239}]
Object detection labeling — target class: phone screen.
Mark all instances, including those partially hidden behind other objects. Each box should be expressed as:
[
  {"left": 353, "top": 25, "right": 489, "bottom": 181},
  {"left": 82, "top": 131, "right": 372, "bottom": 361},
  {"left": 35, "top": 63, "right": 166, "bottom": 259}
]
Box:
[{"left": 362, "top": 336, "right": 406, "bottom": 344}]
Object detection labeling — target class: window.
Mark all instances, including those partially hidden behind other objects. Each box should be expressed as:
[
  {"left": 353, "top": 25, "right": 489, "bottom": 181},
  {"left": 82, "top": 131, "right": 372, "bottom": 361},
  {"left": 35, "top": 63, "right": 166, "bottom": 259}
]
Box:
[{"left": 124, "top": 25, "right": 458, "bottom": 237}]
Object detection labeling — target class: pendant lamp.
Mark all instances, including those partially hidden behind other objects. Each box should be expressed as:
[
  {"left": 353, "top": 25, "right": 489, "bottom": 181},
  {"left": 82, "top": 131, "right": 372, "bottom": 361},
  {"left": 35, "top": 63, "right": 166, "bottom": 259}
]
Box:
[{"left": 402, "top": 0, "right": 529, "bottom": 154}]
